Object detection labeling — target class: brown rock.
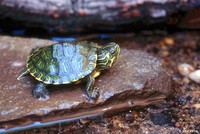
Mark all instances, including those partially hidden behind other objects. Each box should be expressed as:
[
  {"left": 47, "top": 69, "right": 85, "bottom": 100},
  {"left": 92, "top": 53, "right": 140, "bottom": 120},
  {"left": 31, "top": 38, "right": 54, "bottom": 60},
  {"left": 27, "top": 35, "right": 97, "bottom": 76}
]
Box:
[{"left": 0, "top": 36, "right": 174, "bottom": 132}]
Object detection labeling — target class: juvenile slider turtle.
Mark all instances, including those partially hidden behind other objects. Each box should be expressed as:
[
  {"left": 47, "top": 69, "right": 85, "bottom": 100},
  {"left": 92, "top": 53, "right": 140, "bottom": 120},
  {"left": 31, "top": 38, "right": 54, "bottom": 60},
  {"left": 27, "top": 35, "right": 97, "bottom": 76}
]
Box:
[{"left": 17, "top": 41, "right": 120, "bottom": 100}]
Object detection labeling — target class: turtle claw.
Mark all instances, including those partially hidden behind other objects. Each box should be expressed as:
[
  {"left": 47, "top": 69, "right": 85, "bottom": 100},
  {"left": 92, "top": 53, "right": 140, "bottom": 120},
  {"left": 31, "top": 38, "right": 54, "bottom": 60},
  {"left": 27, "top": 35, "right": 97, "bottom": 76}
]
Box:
[
  {"left": 32, "top": 83, "right": 50, "bottom": 100},
  {"left": 89, "top": 87, "right": 99, "bottom": 101},
  {"left": 33, "top": 89, "right": 50, "bottom": 100}
]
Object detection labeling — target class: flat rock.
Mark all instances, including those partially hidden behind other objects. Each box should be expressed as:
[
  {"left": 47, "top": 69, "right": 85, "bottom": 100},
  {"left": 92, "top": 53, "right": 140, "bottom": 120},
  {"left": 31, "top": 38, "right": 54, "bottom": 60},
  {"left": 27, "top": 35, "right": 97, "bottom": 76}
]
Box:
[{"left": 0, "top": 36, "right": 174, "bottom": 132}]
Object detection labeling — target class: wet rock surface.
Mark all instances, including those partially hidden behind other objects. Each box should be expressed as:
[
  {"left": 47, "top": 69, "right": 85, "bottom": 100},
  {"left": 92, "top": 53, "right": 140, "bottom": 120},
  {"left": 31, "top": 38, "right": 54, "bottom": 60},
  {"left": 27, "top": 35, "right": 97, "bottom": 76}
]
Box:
[{"left": 0, "top": 36, "right": 173, "bottom": 131}]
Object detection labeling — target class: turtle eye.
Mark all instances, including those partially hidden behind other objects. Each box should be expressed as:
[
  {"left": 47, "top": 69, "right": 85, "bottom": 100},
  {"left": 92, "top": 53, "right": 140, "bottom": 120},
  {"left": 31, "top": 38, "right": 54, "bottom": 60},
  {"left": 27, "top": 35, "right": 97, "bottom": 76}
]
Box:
[
  {"left": 104, "top": 42, "right": 119, "bottom": 55},
  {"left": 109, "top": 47, "right": 116, "bottom": 54},
  {"left": 111, "top": 50, "right": 115, "bottom": 54}
]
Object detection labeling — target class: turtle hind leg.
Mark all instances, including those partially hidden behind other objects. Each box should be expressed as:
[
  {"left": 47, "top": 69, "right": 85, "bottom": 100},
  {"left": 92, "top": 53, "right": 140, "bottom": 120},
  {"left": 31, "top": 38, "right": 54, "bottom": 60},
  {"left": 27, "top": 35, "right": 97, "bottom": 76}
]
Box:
[
  {"left": 17, "top": 69, "right": 29, "bottom": 80},
  {"left": 85, "top": 75, "right": 99, "bottom": 100},
  {"left": 32, "top": 82, "right": 50, "bottom": 100}
]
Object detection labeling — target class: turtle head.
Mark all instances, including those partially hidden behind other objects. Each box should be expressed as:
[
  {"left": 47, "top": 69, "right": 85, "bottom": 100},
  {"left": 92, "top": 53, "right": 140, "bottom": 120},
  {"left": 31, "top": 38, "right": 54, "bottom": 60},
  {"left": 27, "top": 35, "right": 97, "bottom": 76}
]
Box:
[{"left": 97, "top": 42, "right": 120, "bottom": 70}]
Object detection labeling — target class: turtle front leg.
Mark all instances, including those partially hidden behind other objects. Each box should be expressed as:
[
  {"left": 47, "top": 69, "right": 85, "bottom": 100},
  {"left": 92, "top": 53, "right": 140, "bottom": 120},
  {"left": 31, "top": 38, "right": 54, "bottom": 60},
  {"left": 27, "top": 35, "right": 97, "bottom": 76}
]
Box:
[
  {"left": 85, "top": 75, "right": 99, "bottom": 100},
  {"left": 32, "top": 82, "right": 50, "bottom": 99}
]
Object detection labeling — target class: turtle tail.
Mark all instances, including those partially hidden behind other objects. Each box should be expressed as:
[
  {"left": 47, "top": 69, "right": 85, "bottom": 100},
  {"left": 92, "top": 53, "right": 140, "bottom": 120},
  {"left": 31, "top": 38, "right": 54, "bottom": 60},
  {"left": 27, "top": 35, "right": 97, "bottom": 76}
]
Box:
[{"left": 17, "top": 69, "right": 29, "bottom": 80}]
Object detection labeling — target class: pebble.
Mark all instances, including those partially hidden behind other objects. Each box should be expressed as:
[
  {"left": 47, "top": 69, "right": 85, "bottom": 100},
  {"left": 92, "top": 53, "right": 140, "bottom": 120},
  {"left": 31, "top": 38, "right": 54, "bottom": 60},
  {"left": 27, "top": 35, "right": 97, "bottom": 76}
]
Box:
[
  {"left": 193, "top": 104, "right": 200, "bottom": 109},
  {"left": 150, "top": 111, "right": 173, "bottom": 125},
  {"left": 183, "top": 77, "right": 190, "bottom": 84},
  {"left": 175, "top": 122, "right": 180, "bottom": 127},
  {"left": 178, "top": 63, "right": 195, "bottom": 77},
  {"left": 188, "top": 70, "right": 200, "bottom": 83},
  {"left": 118, "top": 122, "right": 125, "bottom": 128},
  {"left": 164, "top": 37, "right": 174, "bottom": 46},
  {"left": 79, "top": 119, "right": 90, "bottom": 124},
  {"left": 192, "top": 91, "right": 200, "bottom": 95},
  {"left": 132, "top": 111, "right": 139, "bottom": 118}
]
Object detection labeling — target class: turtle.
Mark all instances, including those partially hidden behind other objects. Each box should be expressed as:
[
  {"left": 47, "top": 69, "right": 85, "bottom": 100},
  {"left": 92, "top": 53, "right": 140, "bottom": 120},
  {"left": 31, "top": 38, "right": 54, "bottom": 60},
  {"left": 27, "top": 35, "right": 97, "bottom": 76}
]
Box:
[{"left": 17, "top": 41, "right": 120, "bottom": 100}]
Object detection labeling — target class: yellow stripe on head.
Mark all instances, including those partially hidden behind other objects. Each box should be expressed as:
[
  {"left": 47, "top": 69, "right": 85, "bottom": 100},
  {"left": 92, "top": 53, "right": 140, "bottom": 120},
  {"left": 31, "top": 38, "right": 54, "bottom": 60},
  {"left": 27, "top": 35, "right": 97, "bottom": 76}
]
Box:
[{"left": 97, "top": 42, "right": 120, "bottom": 70}]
